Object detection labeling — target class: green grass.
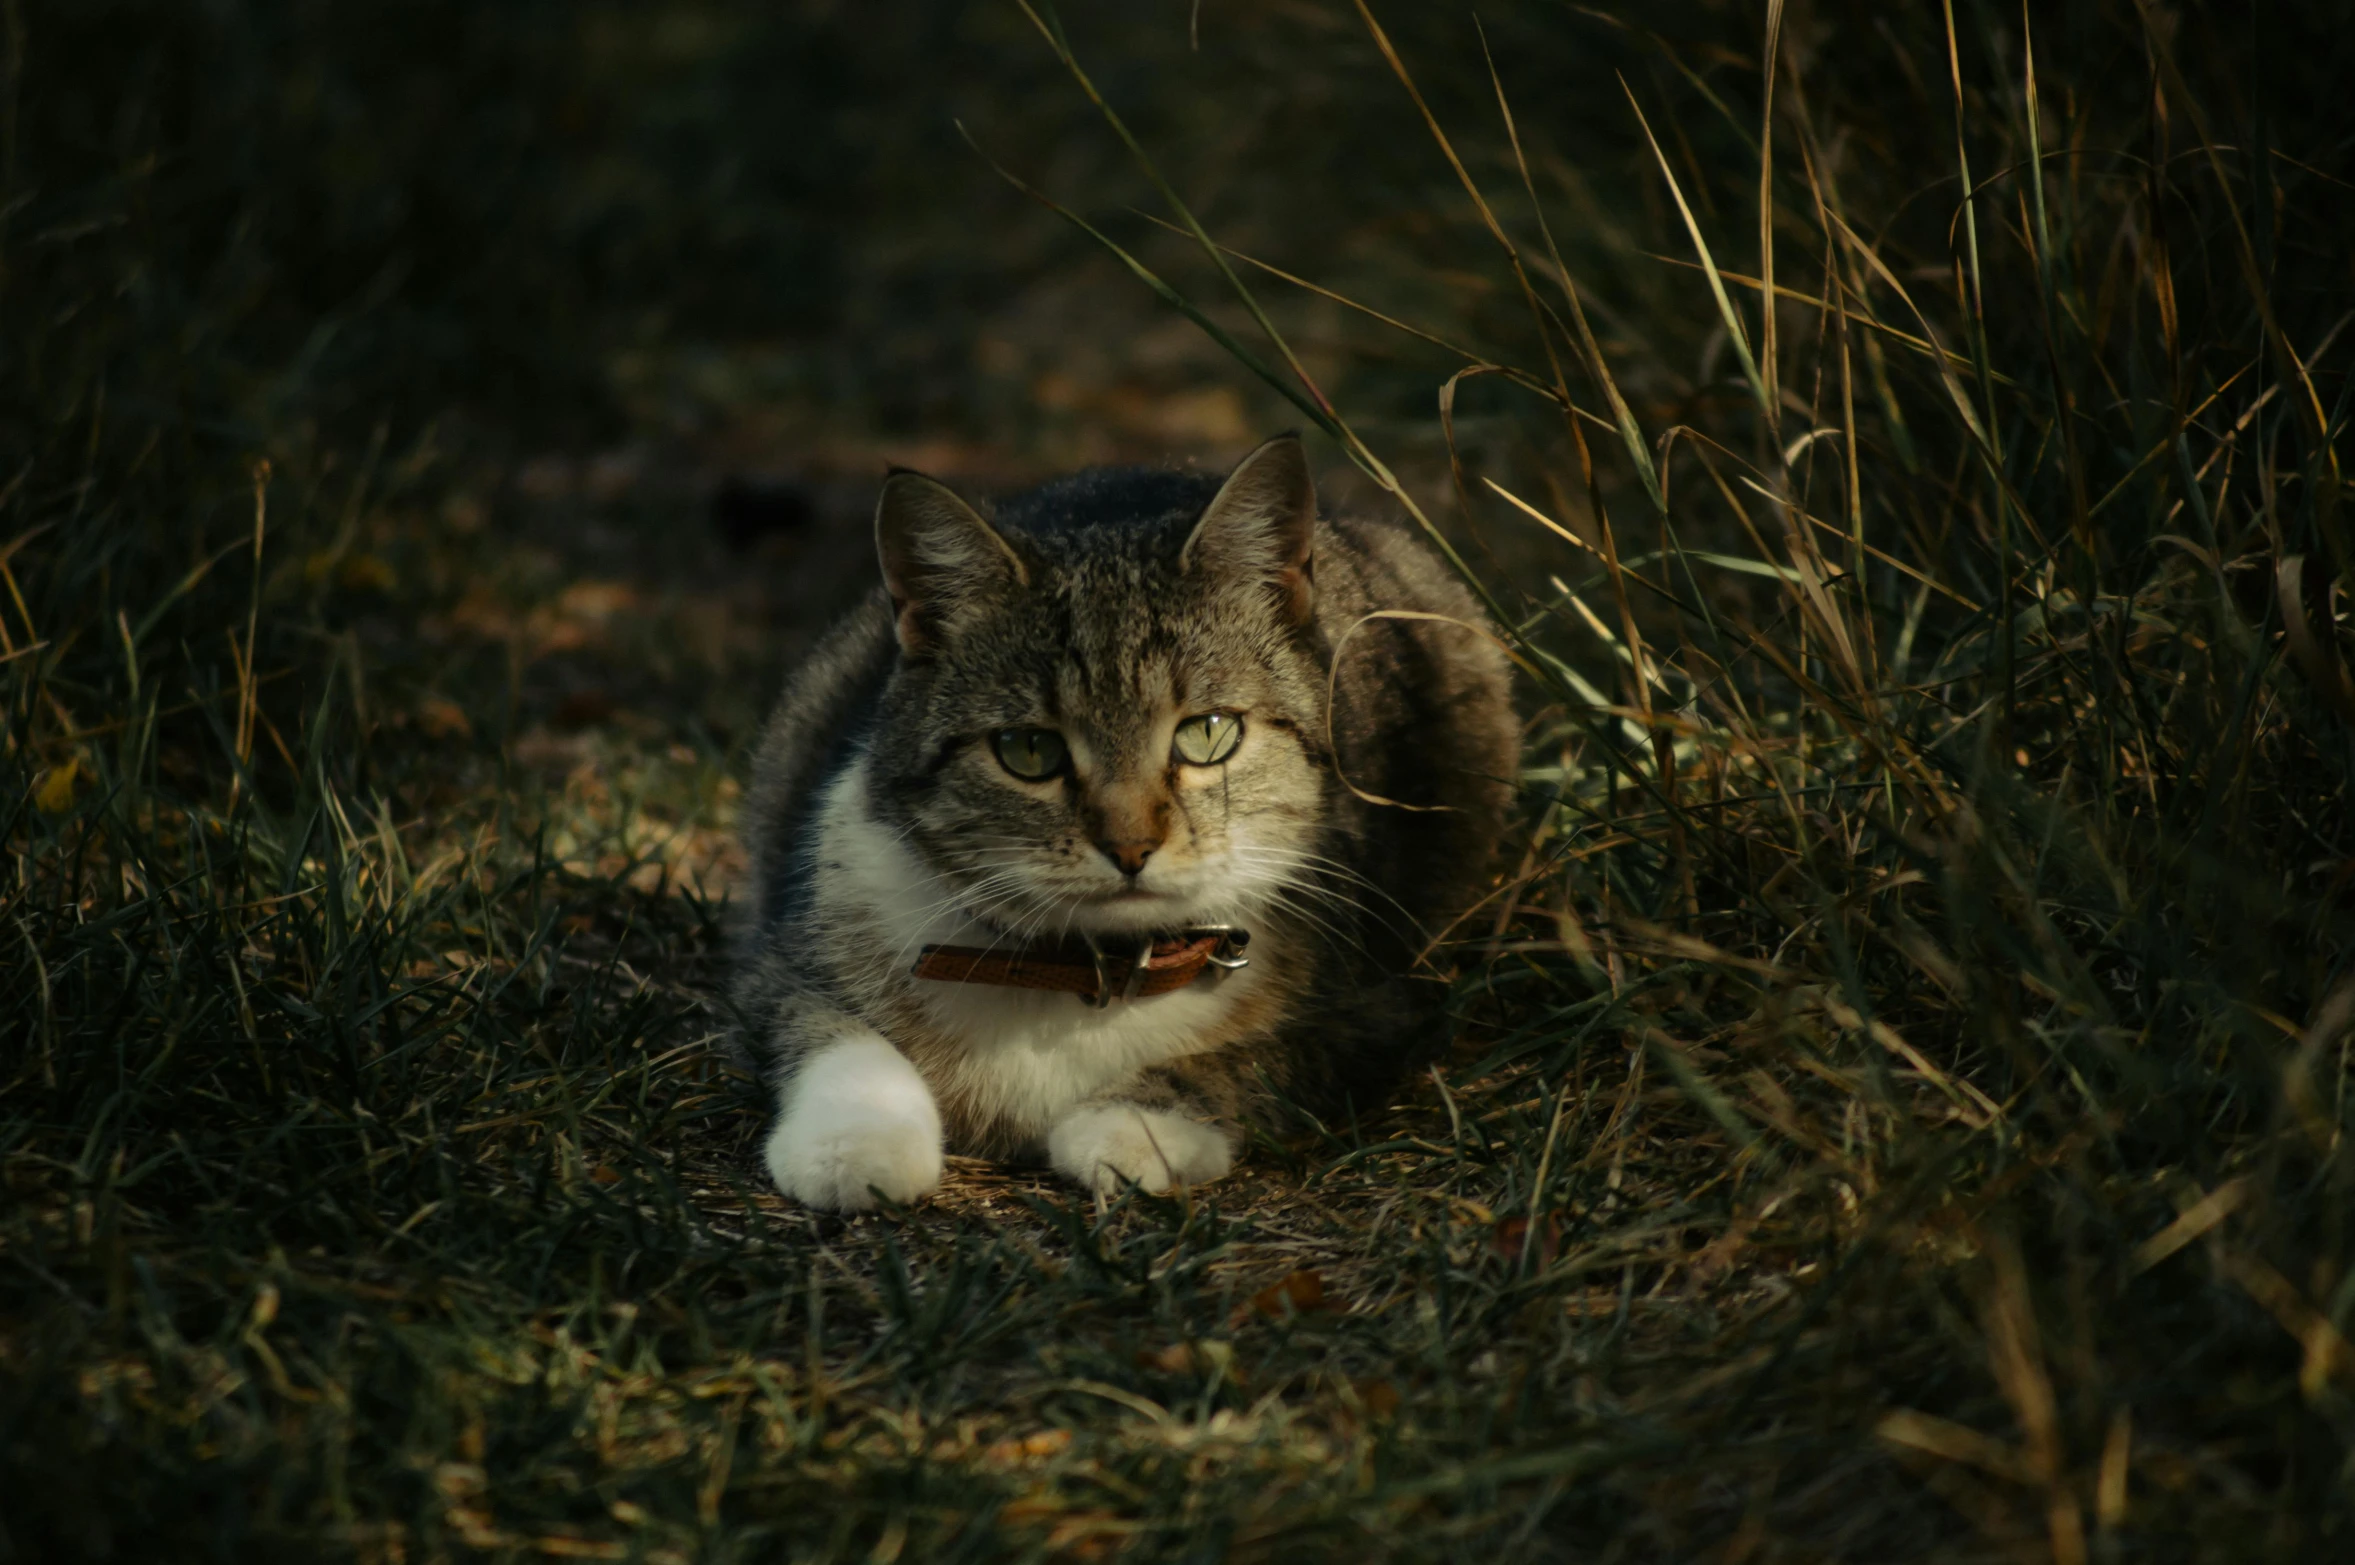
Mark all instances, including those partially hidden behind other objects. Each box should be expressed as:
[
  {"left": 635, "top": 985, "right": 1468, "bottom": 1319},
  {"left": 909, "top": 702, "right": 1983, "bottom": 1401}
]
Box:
[{"left": 6, "top": 1, "right": 2355, "bottom": 1559}]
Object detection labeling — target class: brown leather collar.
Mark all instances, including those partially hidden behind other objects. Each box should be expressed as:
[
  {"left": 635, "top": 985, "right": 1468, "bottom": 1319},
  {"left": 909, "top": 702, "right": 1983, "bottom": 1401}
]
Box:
[{"left": 911, "top": 926, "right": 1250, "bottom": 1007}]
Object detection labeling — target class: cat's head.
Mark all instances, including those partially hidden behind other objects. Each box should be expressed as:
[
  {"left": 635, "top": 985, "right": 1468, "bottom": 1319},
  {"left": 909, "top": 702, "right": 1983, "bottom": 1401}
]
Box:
[{"left": 863, "top": 436, "right": 1332, "bottom": 940}]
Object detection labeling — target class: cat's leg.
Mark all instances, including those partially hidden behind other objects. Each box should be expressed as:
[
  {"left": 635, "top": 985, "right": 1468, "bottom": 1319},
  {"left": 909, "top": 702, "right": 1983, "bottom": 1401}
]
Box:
[
  {"left": 763, "top": 1015, "right": 944, "bottom": 1211},
  {"left": 1046, "top": 1065, "right": 1238, "bottom": 1196}
]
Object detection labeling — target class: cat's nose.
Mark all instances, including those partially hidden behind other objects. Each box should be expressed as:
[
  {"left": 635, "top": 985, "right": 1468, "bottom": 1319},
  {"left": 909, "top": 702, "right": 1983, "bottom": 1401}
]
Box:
[{"left": 1094, "top": 837, "right": 1158, "bottom": 877}]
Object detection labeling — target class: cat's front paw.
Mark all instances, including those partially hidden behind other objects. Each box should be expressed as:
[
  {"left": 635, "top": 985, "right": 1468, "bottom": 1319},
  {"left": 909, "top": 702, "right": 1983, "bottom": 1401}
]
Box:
[
  {"left": 765, "top": 1035, "right": 944, "bottom": 1211},
  {"left": 1047, "top": 1104, "right": 1234, "bottom": 1196}
]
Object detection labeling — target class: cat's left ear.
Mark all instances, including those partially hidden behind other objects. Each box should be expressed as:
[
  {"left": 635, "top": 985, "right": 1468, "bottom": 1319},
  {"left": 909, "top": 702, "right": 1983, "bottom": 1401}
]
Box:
[
  {"left": 1181, "top": 434, "right": 1316, "bottom": 624},
  {"left": 875, "top": 470, "right": 1029, "bottom": 656}
]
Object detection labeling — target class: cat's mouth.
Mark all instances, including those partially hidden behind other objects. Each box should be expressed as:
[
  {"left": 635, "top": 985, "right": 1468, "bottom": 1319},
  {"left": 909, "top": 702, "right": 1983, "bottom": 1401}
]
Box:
[
  {"left": 959, "top": 885, "right": 1191, "bottom": 938},
  {"left": 1065, "top": 886, "right": 1213, "bottom": 937},
  {"left": 961, "top": 858, "right": 1244, "bottom": 937},
  {"left": 1080, "top": 888, "right": 1178, "bottom": 918}
]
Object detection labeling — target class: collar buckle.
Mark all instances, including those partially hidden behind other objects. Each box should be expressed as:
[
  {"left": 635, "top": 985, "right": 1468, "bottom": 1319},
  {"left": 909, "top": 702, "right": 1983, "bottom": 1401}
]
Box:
[
  {"left": 1191, "top": 924, "right": 1253, "bottom": 971},
  {"left": 1074, "top": 926, "right": 1251, "bottom": 1007}
]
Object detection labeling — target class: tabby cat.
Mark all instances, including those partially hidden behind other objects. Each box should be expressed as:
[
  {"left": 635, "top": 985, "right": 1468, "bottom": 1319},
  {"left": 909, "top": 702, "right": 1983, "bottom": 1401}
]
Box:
[{"left": 734, "top": 435, "right": 1515, "bottom": 1210}]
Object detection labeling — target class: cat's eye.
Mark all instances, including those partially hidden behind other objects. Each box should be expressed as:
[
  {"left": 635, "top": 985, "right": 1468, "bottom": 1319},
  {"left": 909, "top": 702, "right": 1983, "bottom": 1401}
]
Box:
[
  {"left": 992, "top": 727, "right": 1069, "bottom": 780},
  {"left": 1172, "top": 712, "right": 1243, "bottom": 766}
]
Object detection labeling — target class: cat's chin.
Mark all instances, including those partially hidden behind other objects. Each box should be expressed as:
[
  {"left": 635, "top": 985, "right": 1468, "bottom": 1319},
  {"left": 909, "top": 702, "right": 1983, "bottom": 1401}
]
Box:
[{"left": 1064, "top": 891, "right": 1231, "bottom": 939}]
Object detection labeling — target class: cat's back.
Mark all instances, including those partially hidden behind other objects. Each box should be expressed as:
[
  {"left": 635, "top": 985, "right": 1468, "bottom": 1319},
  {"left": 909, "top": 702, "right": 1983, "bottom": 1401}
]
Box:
[
  {"left": 1310, "top": 508, "right": 1518, "bottom": 930},
  {"left": 737, "top": 592, "right": 896, "bottom": 935}
]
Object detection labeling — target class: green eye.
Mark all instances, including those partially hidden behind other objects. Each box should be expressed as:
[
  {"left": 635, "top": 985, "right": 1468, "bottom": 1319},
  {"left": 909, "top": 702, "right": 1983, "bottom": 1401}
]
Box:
[
  {"left": 992, "top": 727, "right": 1069, "bottom": 780},
  {"left": 1172, "top": 712, "right": 1243, "bottom": 766}
]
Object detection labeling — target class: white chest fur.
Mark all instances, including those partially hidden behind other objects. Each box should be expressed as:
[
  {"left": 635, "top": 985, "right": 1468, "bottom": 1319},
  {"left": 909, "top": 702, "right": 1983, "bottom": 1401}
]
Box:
[{"left": 808, "top": 759, "right": 1268, "bottom": 1140}]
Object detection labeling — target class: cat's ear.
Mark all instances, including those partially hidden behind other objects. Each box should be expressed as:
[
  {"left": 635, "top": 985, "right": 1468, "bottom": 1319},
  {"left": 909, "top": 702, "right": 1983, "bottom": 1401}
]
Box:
[
  {"left": 1181, "top": 434, "right": 1316, "bottom": 624},
  {"left": 875, "top": 470, "right": 1028, "bottom": 655}
]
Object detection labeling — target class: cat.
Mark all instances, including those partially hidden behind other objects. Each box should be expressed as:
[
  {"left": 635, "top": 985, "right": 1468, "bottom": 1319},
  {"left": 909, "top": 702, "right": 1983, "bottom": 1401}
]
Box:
[{"left": 733, "top": 434, "right": 1516, "bottom": 1210}]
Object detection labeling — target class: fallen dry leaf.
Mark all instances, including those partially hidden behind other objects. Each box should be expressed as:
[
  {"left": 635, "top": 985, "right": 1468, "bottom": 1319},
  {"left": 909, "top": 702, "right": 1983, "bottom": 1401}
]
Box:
[
  {"left": 34, "top": 758, "right": 79, "bottom": 813},
  {"left": 982, "top": 1429, "right": 1071, "bottom": 1466},
  {"left": 1235, "top": 1270, "right": 1328, "bottom": 1325},
  {"left": 997, "top": 1491, "right": 1124, "bottom": 1562},
  {"left": 416, "top": 697, "right": 473, "bottom": 740},
  {"left": 1134, "top": 1340, "right": 1238, "bottom": 1381},
  {"left": 1492, "top": 1213, "right": 1563, "bottom": 1267},
  {"left": 1135, "top": 1342, "right": 1195, "bottom": 1374}
]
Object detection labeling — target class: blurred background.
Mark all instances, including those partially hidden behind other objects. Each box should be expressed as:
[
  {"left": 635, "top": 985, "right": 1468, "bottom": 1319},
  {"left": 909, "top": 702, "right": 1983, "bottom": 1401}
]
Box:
[
  {"left": 18, "top": 0, "right": 2346, "bottom": 740},
  {"left": 13, "top": 0, "right": 2346, "bottom": 755}
]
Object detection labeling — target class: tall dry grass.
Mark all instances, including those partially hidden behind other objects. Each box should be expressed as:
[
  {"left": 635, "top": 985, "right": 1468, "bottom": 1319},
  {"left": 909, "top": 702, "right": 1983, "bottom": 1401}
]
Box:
[{"left": 1012, "top": 0, "right": 2355, "bottom": 1551}]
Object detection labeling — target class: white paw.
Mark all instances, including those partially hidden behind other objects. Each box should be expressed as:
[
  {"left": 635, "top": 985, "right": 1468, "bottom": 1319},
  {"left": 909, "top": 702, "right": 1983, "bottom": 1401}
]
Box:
[
  {"left": 1047, "top": 1104, "right": 1234, "bottom": 1196},
  {"left": 765, "top": 1034, "right": 944, "bottom": 1212}
]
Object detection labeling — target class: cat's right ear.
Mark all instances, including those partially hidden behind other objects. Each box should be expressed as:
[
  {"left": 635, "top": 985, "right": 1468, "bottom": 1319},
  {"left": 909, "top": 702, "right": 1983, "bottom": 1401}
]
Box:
[
  {"left": 874, "top": 470, "right": 1029, "bottom": 656},
  {"left": 1182, "top": 434, "right": 1316, "bottom": 624}
]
